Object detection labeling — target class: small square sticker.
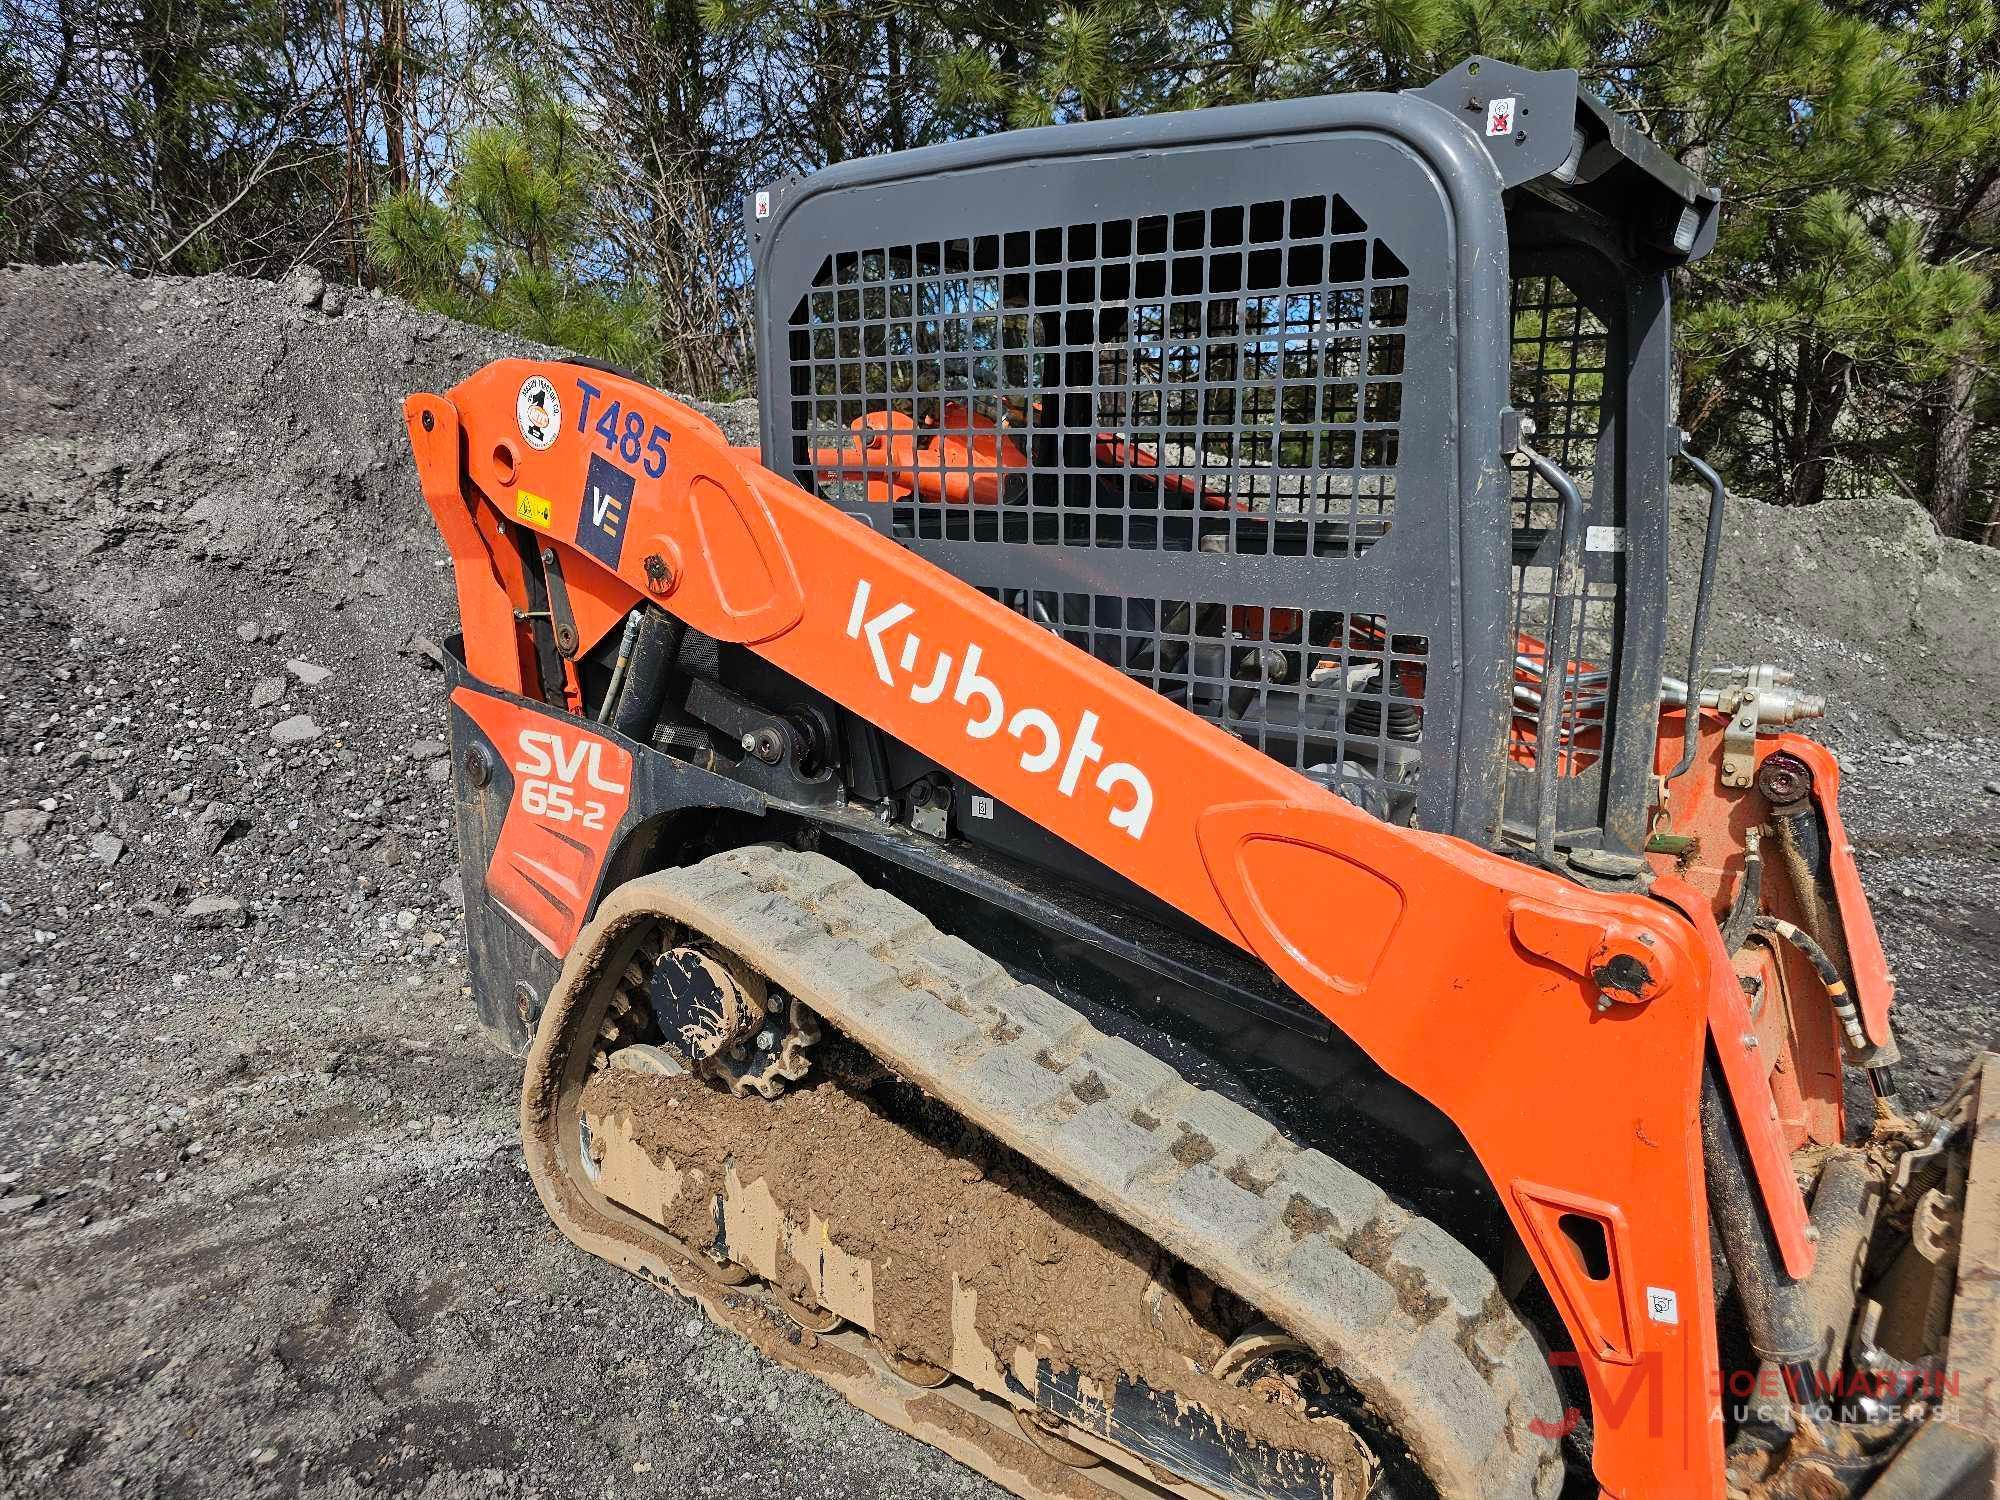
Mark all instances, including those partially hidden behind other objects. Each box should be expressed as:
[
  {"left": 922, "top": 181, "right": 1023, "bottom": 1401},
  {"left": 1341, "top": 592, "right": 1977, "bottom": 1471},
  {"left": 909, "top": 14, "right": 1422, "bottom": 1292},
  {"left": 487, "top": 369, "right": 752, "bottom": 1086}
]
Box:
[
  {"left": 1485, "top": 96, "right": 1517, "bottom": 136},
  {"left": 576, "top": 454, "right": 635, "bottom": 570},
  {"left": 969, "top": 794, "right": 995, "bottom": 820},
  {"left": 1586, "top": 525, "right": 1627, "bottom": 553},
  {"left": 514, "top": 489, "right": 552, "bottom": 529},
  {"left": 754, "top": 189, "right": 771, "bottom": 220},
  {"left": 1645, "top": 1286, "right": 1679, "bottom": 1325}
]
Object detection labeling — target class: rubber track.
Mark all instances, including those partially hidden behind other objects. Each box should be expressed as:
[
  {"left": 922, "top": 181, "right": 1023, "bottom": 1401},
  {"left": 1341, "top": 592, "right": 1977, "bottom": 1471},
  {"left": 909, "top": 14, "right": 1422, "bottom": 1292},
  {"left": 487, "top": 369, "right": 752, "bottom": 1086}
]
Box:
[{"left": 648, "top": 844, "right": 1565, "bottom": 1499}]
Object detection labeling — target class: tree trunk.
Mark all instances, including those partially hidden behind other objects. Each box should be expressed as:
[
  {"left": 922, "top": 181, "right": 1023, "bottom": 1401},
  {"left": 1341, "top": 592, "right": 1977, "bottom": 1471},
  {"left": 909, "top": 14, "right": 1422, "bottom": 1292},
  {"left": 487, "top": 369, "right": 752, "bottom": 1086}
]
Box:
[
  {"left": 1785, "top": 345, "right": 1850, "bottom": 507},
  {"left": 885, "top": 6, "right": 907, "bottom": 153},
  {"left": 137, "top": 0, "right": 196, "bottom": 266},
  {"left": 1928, "top": 356, "right": 1975, "bottom": 538},
  {"left": 379, "top": 0, "right": 409, "bottom": 194}
]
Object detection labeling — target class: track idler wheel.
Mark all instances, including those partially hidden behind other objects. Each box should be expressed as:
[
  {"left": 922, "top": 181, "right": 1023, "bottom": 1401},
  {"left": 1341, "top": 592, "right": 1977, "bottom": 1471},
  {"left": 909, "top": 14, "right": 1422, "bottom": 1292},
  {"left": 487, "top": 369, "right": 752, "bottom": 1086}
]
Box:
[
  {"left": 1013, "top": 1409, "right": 1103, "bottom": 1469},
  {"left": 871, "top": 1335, "right": 951, "bottom": 1389},
  {"left": 776, "top": 1291, "right": 842, "bottom": 1334},
  {"left": 1214, "top": 1323, "right": 1379, "bottom": 1497},
  {"left": 674, "top": 1242, "right": 753, "bottom": 1287}
]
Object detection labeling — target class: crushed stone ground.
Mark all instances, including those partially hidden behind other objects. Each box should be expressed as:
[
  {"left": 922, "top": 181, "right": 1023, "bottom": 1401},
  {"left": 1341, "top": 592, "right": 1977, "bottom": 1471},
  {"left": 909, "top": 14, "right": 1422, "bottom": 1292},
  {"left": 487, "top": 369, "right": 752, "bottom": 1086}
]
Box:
[{"left": 0, "top": 262, "right": 1995, "bottom": 1498}]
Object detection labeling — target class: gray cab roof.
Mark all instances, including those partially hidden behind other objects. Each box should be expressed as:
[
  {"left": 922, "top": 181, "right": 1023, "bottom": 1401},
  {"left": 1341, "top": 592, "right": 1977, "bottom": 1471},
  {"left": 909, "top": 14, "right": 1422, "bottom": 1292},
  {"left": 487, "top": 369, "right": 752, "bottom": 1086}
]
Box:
[{"left": 748, "top": 55, "right": 1720, "bottom": 272}]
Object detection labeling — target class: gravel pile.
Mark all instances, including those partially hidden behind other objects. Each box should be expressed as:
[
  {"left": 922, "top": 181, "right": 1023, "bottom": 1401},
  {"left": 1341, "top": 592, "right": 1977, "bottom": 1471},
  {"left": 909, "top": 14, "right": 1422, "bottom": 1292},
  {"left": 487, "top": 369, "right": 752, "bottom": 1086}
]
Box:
[{"left": 0, "top": 261, "right": 1994, "bottom": 1499}]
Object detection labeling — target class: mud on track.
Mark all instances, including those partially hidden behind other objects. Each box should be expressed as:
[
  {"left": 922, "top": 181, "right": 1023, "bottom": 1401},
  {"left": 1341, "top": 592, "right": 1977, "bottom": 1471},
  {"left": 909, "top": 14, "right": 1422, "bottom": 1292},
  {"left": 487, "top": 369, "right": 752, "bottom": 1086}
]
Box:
[{"left": 578, "top": 1054, "right": 1379, "bottom": 1471}]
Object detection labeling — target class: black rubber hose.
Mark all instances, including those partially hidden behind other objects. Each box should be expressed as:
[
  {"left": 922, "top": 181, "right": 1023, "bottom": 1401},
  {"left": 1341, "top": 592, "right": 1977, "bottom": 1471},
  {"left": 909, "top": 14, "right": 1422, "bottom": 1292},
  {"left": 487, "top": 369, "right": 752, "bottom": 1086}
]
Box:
[
  {"left": 1867, "top": 1066, "right": 1902, "bottom": 1112},
  {"left": 1751, "top": 917, "right": 1905, "bottom": 1111},
  {"left": 608, "top": 611, "right": 682, "bottom": 741},
  {"left": 1701, "top": 1061, "right": 1820, "bottom": 1403},
  {"left": 1768, "top": 804, "right": 1832, "bottom": 950},
  {"left": 1752, "top": 916, "right": 1868, "bottom": 1056},
  {"left": 1720, "top": 836, "right": 1763, "bottom": 954}
]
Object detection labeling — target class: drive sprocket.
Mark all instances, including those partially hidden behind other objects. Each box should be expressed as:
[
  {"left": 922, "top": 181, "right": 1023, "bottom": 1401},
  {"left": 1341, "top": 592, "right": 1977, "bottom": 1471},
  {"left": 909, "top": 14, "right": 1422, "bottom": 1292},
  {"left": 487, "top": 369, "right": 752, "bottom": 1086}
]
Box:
[{"left": 622, "top": 930, "right": 820, "bottom": 1098}]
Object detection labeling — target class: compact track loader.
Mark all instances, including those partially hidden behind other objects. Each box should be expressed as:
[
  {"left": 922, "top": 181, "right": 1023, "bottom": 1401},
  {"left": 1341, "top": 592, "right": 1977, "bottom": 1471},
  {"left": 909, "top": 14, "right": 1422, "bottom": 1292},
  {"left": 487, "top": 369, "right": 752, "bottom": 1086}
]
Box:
[{"left": 406, "top": 57, "right": 2000, "bottom": 1500}]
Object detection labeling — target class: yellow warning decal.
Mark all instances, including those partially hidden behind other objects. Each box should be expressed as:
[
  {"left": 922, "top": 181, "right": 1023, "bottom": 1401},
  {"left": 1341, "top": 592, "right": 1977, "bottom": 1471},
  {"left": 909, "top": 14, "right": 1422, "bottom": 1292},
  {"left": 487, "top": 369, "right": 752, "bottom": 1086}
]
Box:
[{"left": 515, "top": 489, "right": 552, "bottom": 528}]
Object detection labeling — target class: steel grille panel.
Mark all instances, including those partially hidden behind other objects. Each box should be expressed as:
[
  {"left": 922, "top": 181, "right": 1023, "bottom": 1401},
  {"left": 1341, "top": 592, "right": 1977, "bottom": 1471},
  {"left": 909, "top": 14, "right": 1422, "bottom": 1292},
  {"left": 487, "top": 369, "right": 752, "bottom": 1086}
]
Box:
[
  {"left": 785, "top": 196, "right": 1410, "bottom": 559},
  {"left": 1506, "top": 273, "right": 1621, "bottom": 831},
  {"left": 983, "top": 585, "right": 1427, "bottom": 814},
  {"left": 756, "top": 124, "right": 1492, "bottom": 835}
]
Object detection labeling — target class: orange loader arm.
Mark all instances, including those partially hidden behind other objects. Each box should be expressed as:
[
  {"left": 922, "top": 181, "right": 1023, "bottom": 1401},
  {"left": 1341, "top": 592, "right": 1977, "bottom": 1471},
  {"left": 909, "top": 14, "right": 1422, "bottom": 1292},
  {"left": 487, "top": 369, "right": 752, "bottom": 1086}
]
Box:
[{"left": 408, "top": 359, "right": 1783, "bottom": 1499}]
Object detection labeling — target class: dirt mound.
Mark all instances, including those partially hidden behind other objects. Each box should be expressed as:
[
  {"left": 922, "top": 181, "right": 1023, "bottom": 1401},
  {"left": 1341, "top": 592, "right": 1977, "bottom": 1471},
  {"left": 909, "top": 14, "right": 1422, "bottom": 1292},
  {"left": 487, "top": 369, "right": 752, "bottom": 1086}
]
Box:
[
  {"left": 0, "top": 265, "right": 944, "bottom": 1500},
  {"left": 1669, "top": 484, "right": 2000, "bottom": 742},
  {"left": 0, "top": 262, "right": 753, "bottom": 994}
]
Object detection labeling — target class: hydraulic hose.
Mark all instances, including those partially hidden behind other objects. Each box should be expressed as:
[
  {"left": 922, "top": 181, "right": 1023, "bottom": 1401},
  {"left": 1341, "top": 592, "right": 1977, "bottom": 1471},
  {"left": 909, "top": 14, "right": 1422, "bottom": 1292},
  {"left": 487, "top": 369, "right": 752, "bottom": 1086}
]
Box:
[
  {"left": 1767, "top": 803, "right": 1835, "bottom": 964},
  {"left": 1720, "top": 830, "right": 1763, "bottom": 955},
  {"left": 1750, "top": 919, "right": 1904, "bottom": 1111},
  {"left": 1753, "top": 916, "right": 1867, "bottom": 1058},
  {"left": 597, "top": 610, "right": 644, "bottom": 723},
  {"left": 608, "top": 610, "right": 683, "bottom": 741}
]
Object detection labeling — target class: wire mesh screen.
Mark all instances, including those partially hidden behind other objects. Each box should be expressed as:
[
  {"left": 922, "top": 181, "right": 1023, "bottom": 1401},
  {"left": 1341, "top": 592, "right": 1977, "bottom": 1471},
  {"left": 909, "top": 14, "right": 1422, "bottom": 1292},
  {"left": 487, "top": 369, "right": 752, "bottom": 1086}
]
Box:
[
  {"left": 980, "top": 587, "right": 1428, "bottom": 820},
  {"left": 782, "top": 193, "right": 1432, "bottom": 816},
  {"left": 1506, "top": 273, "right": 1621, "bottom": 830},
  {"left": 784, "top": 197, "right": 1408, "bottom": 557}
]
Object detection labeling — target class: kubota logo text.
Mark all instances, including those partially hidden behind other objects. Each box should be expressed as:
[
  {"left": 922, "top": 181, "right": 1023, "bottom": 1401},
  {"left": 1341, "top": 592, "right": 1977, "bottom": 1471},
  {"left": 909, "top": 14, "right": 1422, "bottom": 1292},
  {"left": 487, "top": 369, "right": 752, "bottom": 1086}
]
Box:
[
  {"left": 845, "top": 579, "right": 1154, "bottom": 839},
  {"left": 514, "top": 728, "right": 627, "bottom": 830}
]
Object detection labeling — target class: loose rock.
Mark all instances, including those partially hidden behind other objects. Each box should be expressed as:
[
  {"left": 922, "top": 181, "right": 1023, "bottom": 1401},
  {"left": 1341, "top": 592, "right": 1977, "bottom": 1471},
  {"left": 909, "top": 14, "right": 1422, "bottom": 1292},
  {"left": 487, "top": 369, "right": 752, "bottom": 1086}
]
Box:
[
  {"left": 270, "top": 714, "right": 321, "bottom": 745},
  {"left": 3, "top": 808, "right": 51, "bottom": 838},
  {"left": 189, "top": 801, "right": 242, "bottom": 856},
  {"left": 286, "top": 263, "right": 326, "bottom": 308},
  {"left": 182, "top": 894, "right": 247, "bottom": 928}
]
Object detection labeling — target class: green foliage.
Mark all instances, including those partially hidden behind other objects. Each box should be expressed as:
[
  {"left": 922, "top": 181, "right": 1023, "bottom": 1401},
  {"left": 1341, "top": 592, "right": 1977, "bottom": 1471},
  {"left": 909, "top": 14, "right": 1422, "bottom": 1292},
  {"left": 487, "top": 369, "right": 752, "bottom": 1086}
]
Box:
[
  {"left": 904, "top": 0, "right": 2000, "bottom": 521},
  {"left": 367, "top": 70, "right": 656, "bottom": 375}
]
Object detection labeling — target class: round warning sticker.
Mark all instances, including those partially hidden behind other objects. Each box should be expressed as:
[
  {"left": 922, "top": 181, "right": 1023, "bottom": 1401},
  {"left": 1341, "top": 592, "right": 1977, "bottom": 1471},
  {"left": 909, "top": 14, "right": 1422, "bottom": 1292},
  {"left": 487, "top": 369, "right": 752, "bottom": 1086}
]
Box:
[{"left": 516, "top": 376, "right": 562, "bottom": 450}]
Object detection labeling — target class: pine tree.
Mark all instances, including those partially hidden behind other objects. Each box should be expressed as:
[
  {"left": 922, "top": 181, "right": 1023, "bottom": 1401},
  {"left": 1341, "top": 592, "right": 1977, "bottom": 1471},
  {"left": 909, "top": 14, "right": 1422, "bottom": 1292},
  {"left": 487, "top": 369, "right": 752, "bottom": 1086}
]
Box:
[
  {"left": 1447, "top": 0, "right": 2000, "bottom": 518},
  {"left": 368, "top": 69, "right": 658, "bottom": 372}
]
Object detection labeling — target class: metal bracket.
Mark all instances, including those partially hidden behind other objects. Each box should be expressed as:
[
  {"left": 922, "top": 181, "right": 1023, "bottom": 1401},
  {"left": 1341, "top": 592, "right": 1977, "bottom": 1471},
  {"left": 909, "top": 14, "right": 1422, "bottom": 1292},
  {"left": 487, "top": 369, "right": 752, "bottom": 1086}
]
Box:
[
  {"left": 540, "top": 547, "right": 581, "bottom": 658},
  {"left": 1663, "top": 665, "right": 1829, "bottom": 789},
  {"left": 909, "top": 784, "right": 950, "bottom": 839},
  {"left": 1662, "top": 433, "right": 1725, "bottom": 786},
  {"left": 1513, "top": 433, "right": 1585, "bottom": 865}
]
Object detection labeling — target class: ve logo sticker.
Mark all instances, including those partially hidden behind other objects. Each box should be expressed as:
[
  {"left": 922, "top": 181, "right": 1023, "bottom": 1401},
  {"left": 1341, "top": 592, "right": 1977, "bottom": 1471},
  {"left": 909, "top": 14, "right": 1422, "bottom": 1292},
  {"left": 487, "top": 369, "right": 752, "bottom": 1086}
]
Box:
[{"left": 576, "top": 453, "right": 635, "bottom": 569}]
